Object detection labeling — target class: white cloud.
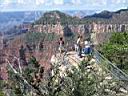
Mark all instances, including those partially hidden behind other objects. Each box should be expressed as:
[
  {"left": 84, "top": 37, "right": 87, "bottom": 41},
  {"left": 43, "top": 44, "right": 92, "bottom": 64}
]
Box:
[
  {"left": 2, "top": 0, "right": 11, "bottom": 4},
  {"left": 102, "top": 0, "right": 107, "bottom": 5},
  {"left": 54, "top": 0, "right": 64, "bottom": 5},
  {"left": 111, "top": 0, "right": 121, "bottom": 4},
  {"left": 122, "top": 0, "right": 126, "bottom": 3},
  {"left": 36, "top": 0, "right": 45, "bottom": 5},
  {"left": 90, "top": 0, "right": 107, "bottom": 6},
  {"left": 116, "top": 0, "right": 126, "bottom": 4},
  {"left": 116, "top": 0, "right": 121, "bottom": 4},
  {"left": 45, "top": 2, "right": 53, "bottom": 6},
  {"left": 18, "top": 0, "right": 24, "bottom": 4},
  {"left": 111, "top": 0, "right": 127, "bottom": 5},
  {"left": 72, "top": 0, "right": 81, "bottom": 5}
]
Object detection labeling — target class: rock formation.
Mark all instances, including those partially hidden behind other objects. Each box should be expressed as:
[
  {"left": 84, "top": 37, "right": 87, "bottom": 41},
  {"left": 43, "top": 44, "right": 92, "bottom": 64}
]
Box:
[{"left": 19, "top": 20, "right": 128, "bottom": 46}]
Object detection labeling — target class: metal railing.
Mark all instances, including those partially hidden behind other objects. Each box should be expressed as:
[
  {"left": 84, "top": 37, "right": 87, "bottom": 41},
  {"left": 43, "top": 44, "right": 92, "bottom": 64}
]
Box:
[{"left": 94, "top": 49, "right": 128, "bottom": 81}]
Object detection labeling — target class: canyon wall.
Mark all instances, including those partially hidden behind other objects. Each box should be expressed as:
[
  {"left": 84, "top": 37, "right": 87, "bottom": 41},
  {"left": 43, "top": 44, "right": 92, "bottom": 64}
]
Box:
[{"left": 20, "top": 22, "right": 128, "bottom": 45}]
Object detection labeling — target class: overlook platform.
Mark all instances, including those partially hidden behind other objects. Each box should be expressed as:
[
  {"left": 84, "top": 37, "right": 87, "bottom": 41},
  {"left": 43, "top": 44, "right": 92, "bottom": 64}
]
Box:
[
  {"left": 51, "top": 51, "right": 103, "bottom": 77},
  {"left": 51, "top": 51, "right": 86, "bottom": 67}
]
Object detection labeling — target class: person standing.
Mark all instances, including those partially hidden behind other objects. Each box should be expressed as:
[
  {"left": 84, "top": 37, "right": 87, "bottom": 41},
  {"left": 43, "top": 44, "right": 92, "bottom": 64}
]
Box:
[
  {"left": 58, "top": 37, "right": 65, "bottom": 54},
  {"left": 19, "top": 45, "right": 27, "bottom": 65},
  {"left": 84, "top": 40, "right": 91, "bottom": 54},
  {"left": 77, "top": 35, "right": 83, "bottom": 58}
]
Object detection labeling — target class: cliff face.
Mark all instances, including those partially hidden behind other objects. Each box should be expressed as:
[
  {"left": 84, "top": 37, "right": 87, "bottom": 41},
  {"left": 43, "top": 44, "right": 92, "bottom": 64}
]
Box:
[
  {"left": 31, "top": 24, "right": 91, "bottom": 36},
  {"left": 30, "top": 23, "right": 128, "bottom": 33},
  {"left": 91, "top": 22, "right": 128, "bottom": 44},
  {"left": 28, "top": 22, "right": 128, "bottom": 44}
]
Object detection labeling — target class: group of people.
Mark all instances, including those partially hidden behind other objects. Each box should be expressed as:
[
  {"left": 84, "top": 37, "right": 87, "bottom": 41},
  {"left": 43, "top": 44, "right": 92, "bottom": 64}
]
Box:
[
  {"left": 76, "top": 35, "right": 92, "bottom": 58},
  {"left": 58, "top": 35, "right": 92, "bottom": 58}
]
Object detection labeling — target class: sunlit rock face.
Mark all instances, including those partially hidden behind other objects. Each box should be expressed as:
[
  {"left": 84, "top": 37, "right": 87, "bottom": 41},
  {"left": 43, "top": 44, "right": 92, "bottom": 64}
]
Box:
[
  {"left": 30, "top": 22, "right": 128, "bottom": 35},
  {"left": 14, "top": 21, "right": 128, "bottom": 45},
  {"left": 30, "top": 24, "right": 90, "bottom": 36},
  {"left": 21, "top": 21, "right": 128, "bottom": 45},
  {"left": 91, "top": 22, "right": 128, "bottom": 45}
]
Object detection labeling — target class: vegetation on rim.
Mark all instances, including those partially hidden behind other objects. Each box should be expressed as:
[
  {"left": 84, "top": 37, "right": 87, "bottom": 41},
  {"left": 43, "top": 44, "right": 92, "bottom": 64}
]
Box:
[{"left": 100, "top": 32, "right": 128, "bottom": 73}]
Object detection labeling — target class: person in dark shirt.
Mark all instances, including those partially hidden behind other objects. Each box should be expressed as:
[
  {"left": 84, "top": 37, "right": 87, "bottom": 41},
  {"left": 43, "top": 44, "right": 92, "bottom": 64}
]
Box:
[
  {"left": 58, "top": 37, "right": 65, "bottom": 53},
  {"left": 19, "top": 45, "right": 27, "bottom": 65}
]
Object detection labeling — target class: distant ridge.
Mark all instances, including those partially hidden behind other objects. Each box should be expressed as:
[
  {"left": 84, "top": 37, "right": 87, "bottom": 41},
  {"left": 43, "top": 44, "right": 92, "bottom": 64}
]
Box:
[
  {"left": 83, "top": 9, "right": 128, "bottom": 24},
  {"left": 0, "top": 11, "right": 43, "bottom": 33},
  {"left": 35, "top": 10, "right": 81, "bottom": 25},
  {"left": 85, "top": 10, "right": 113, "bottom": 19},
  {"left": 62, "top": 10, "right": 97, "bottom": 18},
  {"left": 35, "top": 8, "right": 128, "bottom": 25}
]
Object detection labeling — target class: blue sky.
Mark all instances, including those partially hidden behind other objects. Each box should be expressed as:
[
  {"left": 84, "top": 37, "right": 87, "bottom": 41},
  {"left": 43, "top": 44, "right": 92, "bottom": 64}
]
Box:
[{"left": 0, "top": 0, "right": 127, "bottom": 12}]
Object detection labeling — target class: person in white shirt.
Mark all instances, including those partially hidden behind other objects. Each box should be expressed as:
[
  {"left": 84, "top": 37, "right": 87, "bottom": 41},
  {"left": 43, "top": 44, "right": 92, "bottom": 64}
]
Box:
[
  {"left": 76, "top": 35, "right": 83, "bottom": 58},
  {"left": 83, "top": 40, "right": 91, "bottom": 54}
]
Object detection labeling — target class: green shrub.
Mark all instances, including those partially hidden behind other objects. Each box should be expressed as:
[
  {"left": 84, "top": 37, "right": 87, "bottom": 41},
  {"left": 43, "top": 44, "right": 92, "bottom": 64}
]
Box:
[
  {"left": 0, "top": 91, "right": 4, "bottom": 96},
  {"left": 101, "top": 32, "right": 128, "bottom": 72}
]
